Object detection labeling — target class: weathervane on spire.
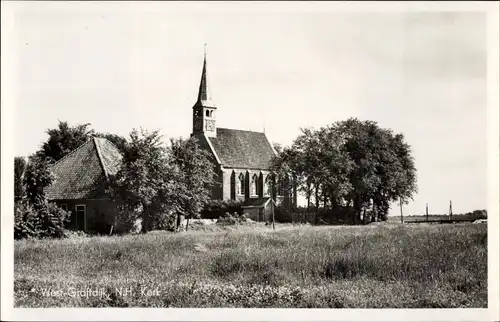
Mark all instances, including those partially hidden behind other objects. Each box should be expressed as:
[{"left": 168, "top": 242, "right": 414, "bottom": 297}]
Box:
[{"left": 204, "top": 43, "right": 207, "bottom": 58}]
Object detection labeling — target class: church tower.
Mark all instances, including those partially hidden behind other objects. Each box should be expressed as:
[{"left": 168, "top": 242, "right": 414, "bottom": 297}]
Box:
[{"left": 192, "top": 49, "right": 217, "bottom": 138}]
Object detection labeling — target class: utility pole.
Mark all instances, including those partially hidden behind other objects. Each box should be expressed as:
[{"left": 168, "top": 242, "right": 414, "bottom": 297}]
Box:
[
  {"left": 426, "top": 203, "right": 429, "bottom": 222},
  {"left": 400, "top": 197, "right": 403, "bottom": 224}
]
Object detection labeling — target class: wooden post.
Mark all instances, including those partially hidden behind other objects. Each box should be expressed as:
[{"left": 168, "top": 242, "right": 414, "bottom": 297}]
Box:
[
  {"left": 110, "top": 212, "right": 117, "bottom": 236},
  {"left": 271, "top": 179, "right": 275, "bottom": 231},
  {"left": 272, "top": 197, "right": 275, "bottom": 231},
  {"left": 400, "top": 197, "right": 403, "bottom": 224},
  {"left": 426, "top": 203, "right": 429, "bottom": 222},
  {"left": 449, "top": 200, "right": 453, "bottom": 221}
]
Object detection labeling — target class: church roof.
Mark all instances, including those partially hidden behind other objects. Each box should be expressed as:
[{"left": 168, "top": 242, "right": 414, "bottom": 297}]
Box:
[
  {"left": 207, "top": 128, "right": 276, "bottom": 170},
  {"left": 45, "top": 137, "right": 122, "bottom": 200}
]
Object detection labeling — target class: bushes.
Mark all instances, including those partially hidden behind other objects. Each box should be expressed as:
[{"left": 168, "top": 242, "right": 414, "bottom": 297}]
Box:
[
  {"left": 43, "top": 203, "right": 71, "bottom": 238},
  {"left": 151, "top": 211, "right": 177, "bottom": 231},
  {"left": 14, "top": 202, "right": 37, "bottom": 239},
  {"left": 202, "top": 200, "right": 243, "bottom": 219},
  {"left": 14, "top": 201, "right": 70, "bottom": 239},
  {"left": 113, "top": 205, "right": 144, "bottom": 234},
  {"left": 216, "top": 212, "right": 251, "bottom": 226},
  {"left": 274, "top": 207, "right": 293, "bottom": 222},
  {"left": 105, "top": 206, "right": 176, "bottom": 234}
]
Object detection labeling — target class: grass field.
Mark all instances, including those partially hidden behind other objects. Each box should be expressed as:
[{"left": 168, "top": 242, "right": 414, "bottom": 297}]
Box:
[{"left": 14, "top": 223, "right": 487, "bottom": 308}]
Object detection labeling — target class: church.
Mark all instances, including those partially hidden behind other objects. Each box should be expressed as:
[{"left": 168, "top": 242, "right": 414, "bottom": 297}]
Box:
[
  {"left": 45, "top": 50, "right": 296, "bottom": 232},
  {"left": 190, "top": 52, "right": 293, "bottom": 220}
]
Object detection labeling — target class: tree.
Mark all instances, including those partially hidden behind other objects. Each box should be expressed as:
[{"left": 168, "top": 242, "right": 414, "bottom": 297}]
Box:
[
  {"left": 168, "top": 137, "right": 217, "bottom": 230},
  {"left": 108, "top": 128, "right": 177, "bottom": 233},
  {"left": 271, "top": 145, "right": 301, "bottom": 206},
  {"left": 23, "top": 155, "right": 54, "bottom": 210},
  {"left": 20, "top": 155, "right": 70, "bottom": 238},
  {"left": 14, "top": 156, "right": 27, "bottom": 202},
  {"left": 337, "top": 119, "right": 383, "bottom": 222},
  {"left": 272, "top": 142, "right": 283, "bottom": 154},
  {"left": 272, "top": 118, "right": 417, "bottom": 223},
  {"left": 316, "top": 125, "right": 354, "bottom": 209},
  {"left": 291, "top": 128, "right": 321, "bottom": 208},
  {"left": 95, "top": 132, "right": 129, "bottom": 156},
  {"left": 36, "top": 121, "right": 95, "bottom": 163},
  {"left": 36, "top": 121, "right": 129, "bottom": 163},
  {"left": 330, "top": 118, "right": 417, "bottom": 222},
  {"left": 109, "top": 131, "right": 217, "bottom": 233}
]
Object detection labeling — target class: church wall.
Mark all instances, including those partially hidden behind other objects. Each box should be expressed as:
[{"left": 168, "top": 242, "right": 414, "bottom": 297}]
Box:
[
  {"left": 219, "top": 168, "right": 272, "bottom": 202},
  {"left": 202, "top": 160, "right": 291, "bottom": 206},
  {"left": 221, "top": 168, "right": 232, "bottom": 200}
]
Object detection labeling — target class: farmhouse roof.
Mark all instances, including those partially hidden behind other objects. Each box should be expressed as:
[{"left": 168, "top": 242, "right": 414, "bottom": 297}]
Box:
[
  {"left": 45, "top": 137, "right": 122, "bottom": 200},
  {"left": 207, "top": 128, "right": 276, "bottom": 170}
]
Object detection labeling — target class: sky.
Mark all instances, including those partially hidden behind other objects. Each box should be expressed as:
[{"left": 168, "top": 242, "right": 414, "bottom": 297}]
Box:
[{"left": 10, "top": 3, "right": 488, "bottom": 216}]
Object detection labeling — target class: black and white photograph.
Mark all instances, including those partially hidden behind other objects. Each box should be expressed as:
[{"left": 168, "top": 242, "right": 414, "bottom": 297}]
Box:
[{"left": 1, "top": 1, "right": 499, "bottom": 321}]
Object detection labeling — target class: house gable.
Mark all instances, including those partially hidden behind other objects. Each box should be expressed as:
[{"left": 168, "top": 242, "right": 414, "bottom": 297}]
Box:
[{"left": 45, "top": 137, "right": 123, "bottom": 200}]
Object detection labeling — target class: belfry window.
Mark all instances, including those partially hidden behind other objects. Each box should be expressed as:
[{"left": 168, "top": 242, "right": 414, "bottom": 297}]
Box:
[
  {"left": 206, "top": 110, "right": 210, "bottom": 117},
  {"left": 250, "top": 174, "right": 258, "bottom": 196},
  {"left": 237, "top": 173, "right": 245, "bottom": 196}
]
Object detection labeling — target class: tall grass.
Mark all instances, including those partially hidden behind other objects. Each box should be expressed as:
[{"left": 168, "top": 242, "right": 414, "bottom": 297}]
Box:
[{"left": 14, "top": 223, "right": 487, "bottom": 308}]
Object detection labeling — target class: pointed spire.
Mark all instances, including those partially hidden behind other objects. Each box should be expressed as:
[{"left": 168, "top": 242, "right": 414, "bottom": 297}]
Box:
[{"left": 196, "top": 44, "right": 216, "bottom": 108}]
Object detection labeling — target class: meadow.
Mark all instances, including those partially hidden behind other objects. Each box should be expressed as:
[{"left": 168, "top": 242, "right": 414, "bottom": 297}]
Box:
[{"left": 14, "top": 223, "right": 487, "bottom": 308}]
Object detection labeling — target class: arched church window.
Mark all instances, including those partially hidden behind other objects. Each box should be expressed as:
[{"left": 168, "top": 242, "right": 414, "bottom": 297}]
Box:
[
  {"left": 237, "top": 173, "right": 245, "bottom": 196},
  {"left": 210, "top": 110, "right": 214, "bottom": 117},
  {"left": 250, "top": 174, "right": 258, "bottom": 196},
  {"left": 206, "top": 110, "right": 210, "bottom": 117},
  {"left": 264, "top": 176, "right": 271, "bottom": 197}
]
